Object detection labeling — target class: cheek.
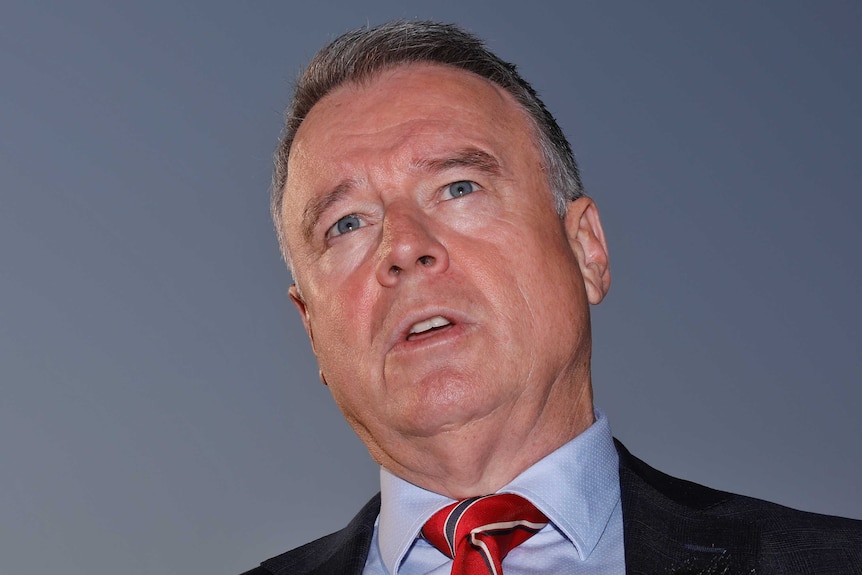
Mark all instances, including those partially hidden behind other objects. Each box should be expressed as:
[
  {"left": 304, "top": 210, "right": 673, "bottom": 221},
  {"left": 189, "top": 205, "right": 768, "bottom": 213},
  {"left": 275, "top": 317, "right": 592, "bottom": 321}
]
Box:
[
  {"left": 306, "top": 274, "right": 377, "bottom": 368},
  {"left": 477, "top": 220, "right": 581, "bottom": 330}
]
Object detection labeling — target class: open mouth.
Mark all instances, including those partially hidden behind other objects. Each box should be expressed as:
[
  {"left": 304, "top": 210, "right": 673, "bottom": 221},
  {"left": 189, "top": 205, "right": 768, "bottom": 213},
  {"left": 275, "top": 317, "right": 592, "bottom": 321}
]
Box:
[{"left": 406, "top": 315, "right": 452, "bottom": 341}]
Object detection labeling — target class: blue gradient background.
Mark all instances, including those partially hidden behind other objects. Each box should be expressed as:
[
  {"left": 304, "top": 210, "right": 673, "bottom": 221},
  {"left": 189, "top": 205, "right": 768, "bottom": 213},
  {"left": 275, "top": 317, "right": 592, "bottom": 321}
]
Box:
[{"left": 1, "top": 2, "right": 860, "bottom": 574}]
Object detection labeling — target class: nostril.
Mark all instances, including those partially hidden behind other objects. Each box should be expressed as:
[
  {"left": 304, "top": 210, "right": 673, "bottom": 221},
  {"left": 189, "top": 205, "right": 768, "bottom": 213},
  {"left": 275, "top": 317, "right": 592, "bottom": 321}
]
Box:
[
  {"left": 418, "top": 255, "right": 435, "bottom": 267},
  {"left": 389, "top": 264, "right": 402, "bottom": 276}
]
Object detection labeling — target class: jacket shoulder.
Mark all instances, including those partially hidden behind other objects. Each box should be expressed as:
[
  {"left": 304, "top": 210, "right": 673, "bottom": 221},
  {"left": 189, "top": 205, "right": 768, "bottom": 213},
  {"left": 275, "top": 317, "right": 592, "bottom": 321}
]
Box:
[
  {"left": 241, "top": 494, "right": 380, "bottom": 575},
  {"left": 615, "top": 439, "right": 862, "bottom": 572}
]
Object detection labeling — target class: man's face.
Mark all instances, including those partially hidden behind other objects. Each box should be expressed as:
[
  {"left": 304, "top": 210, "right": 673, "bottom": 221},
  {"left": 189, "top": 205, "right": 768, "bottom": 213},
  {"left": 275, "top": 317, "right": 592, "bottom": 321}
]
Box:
[{"left": 281, "top": 64, "right": 609, "bottom": 474}]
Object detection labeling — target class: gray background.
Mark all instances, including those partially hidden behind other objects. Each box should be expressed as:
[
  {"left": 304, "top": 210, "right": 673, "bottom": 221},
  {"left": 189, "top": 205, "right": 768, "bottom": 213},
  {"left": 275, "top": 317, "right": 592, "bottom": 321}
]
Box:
[{"left": 2, "top": 2, "right": 860, "bottom": 574}]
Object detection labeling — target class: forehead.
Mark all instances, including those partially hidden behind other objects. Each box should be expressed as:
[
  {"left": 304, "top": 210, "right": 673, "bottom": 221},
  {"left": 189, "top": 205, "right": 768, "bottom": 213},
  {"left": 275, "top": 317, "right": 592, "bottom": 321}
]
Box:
[{"left": 291, "top": 63, "right": 537, "bottom": 162}]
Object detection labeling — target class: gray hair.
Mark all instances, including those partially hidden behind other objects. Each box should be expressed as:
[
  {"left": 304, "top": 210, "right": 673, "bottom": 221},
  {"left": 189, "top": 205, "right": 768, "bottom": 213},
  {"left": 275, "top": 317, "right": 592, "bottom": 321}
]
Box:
[{"left": 272, "top": 20, "right": 585, "bottom": 264}]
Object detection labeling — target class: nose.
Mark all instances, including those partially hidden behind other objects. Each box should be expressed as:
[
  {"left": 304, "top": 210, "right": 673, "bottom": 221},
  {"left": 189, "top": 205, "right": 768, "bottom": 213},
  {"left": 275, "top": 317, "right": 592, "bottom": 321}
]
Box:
[{"left": 375, "top": 204, "right": 449, "bottom": 286}]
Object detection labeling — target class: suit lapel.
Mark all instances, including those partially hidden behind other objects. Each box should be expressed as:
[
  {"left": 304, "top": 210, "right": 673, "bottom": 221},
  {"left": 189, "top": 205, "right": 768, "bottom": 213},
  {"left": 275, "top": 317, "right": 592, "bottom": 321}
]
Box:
[
  {"left": 261, "top": 494, "right": 380, "bottom": 575},
  {"left": 616, "top": 441, "right": 758, "bottom": 575}
]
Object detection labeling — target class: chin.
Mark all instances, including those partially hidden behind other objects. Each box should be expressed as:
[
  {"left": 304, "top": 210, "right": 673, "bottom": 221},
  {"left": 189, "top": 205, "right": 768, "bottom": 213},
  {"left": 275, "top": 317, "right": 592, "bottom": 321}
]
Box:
[{"left": 394, "top": 373, "right": 506, "bottom": 438}]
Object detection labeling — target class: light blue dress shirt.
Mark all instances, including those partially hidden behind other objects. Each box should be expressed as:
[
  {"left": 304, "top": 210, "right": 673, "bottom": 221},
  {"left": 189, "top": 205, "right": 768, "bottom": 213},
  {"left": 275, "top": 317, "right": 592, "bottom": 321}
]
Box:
[{"left": 362, "top": 409, "right": 625, "bottom": 575}]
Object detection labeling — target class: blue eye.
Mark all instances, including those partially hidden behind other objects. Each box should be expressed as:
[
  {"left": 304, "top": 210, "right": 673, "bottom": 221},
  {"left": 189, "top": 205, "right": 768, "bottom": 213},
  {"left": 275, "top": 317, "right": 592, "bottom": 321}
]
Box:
[
  {"left": 445, "top": 180, "right": 475, "bottom": 199},
  {"left": 328, "top": 214, "right": 363, "bottom": 238}
]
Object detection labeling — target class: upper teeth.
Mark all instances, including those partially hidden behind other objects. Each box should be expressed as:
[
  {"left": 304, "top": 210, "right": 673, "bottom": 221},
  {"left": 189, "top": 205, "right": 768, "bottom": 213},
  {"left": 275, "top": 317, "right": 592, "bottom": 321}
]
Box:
[{"left": 409, "top": 316, "right": 451, "bottom": 335}]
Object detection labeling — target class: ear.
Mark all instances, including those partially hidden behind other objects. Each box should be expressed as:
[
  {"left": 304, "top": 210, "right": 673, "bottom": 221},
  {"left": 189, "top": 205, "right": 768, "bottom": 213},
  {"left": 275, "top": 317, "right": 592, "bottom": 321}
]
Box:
[
  {"left": 564, "top": 196, "right": 611, "bottom": 304},
  {"left": 289, "top": 284, "right": 315, "bottom": 352},
  {"left": 290, "top": 285, "right": 329, "bottom": 386}
]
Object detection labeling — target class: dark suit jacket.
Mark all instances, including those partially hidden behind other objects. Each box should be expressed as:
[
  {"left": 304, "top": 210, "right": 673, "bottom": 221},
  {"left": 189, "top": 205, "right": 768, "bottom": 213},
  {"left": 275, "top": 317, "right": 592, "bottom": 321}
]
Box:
[{"left": 242, "top": 441, "right": 862, "bottom": 574}]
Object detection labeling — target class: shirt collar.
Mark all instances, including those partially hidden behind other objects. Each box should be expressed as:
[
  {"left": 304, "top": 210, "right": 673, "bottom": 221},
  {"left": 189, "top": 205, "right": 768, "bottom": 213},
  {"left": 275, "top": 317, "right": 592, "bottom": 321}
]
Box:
[{"left": 376, "top": 409, "right": 620, "bottom": 574}]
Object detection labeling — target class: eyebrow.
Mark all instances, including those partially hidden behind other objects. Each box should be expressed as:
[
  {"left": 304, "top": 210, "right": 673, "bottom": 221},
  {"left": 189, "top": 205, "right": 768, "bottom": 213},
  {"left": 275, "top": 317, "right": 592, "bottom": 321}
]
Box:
[{"left": 414, "top": 148, "right": 503, "bottom": 178}]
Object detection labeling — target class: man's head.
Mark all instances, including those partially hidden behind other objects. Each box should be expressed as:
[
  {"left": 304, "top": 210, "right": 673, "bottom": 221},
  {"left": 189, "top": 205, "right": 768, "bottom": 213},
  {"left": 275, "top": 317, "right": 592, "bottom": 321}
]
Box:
[
  {"left": 272, "top": 21, "right": 584, "bottom": 268},
  {"left": 275, "top": 22, "right": 610, "bottom": 498}
]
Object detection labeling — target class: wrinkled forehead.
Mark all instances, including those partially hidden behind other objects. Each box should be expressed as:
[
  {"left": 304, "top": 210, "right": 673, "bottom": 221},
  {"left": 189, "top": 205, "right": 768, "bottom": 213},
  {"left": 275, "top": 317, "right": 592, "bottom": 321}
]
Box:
[{"left": 293, "top": 64, "right": 527, "bottom": 153}]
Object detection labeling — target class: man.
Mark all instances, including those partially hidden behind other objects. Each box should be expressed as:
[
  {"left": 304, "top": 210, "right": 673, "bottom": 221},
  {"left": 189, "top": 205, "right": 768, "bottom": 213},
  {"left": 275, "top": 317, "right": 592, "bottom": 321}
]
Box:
[{"left": 244, "top": 21, "right": 861, "bottom": 575}]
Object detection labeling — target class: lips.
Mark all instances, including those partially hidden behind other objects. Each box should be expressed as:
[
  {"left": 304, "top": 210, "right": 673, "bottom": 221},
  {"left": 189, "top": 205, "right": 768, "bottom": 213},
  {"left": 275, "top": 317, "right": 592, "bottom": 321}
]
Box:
[
  {"left": 407, "top": 315, "right": 452, "bottom": 341},
  {"left": 386, "top": 308, "right": 467, "bottom": 350}
]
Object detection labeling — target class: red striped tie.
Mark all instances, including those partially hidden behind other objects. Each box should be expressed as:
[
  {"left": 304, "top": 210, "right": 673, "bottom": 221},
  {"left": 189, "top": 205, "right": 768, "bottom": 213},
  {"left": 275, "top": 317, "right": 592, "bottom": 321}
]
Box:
[{"left": 422, "top": 493, "right": 548, "bottom": 575}]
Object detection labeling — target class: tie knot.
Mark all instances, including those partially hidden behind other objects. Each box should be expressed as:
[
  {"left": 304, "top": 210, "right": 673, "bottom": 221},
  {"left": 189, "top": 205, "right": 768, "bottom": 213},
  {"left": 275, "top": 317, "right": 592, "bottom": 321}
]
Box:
[{"left": 422, "top": 494, "right": 548, "bottom": 574}]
